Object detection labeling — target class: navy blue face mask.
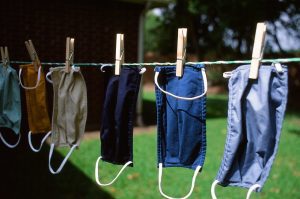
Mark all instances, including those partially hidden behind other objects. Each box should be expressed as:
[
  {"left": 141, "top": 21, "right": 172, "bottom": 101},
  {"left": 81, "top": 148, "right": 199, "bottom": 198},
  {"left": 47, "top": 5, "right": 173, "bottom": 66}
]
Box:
[
  {"left": 95, "top": 65, "right": 145, "bottom": 186},
  {"left": 154, "top": 64, "right": 207, "bottom": 199},
  {"left": 211, "top": 64, "right": 288, "bottom": 199}
]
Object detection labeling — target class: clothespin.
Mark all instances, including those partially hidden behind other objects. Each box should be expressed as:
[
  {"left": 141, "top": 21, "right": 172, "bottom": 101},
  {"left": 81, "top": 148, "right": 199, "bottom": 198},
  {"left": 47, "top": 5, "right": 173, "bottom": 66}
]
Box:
[
  {"left": 25, "top": 40, "right": 40, "bottom": 71},
  {"left": 249, "top": 22, "right": 267, "bottom": 79},
  {"left": 115, "top": 34, "right": 124, "bottom": 75},
  {"left": 176, "top": 28, "right": 187, "bottom": 77},
  {"left": 65, "top": 37, "right": 75, "bottom": 73},
  {"left": 0, "top": 46, "right": 10, "bottom": 67}
]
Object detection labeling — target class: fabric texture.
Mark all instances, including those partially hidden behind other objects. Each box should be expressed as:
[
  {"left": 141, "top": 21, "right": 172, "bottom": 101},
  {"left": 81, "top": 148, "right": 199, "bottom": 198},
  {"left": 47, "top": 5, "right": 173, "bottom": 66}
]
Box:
[
  {"left": 0, "top": 64, "right": 21, "bottom": 135},
  {"left": 20, "top": 64, "right": 51, "bottom": 134},
  {"left": 155, "top": 64, "right": 207, "bottom": 170},
  {"left": 215, "top": 64, "right": 288, "bottom": 192},
  {"left": 50, "top": 67, "right": 87, "bottom": 147},
  {"left": 100, "top": 66, "right": 142, "bottom": 165}
]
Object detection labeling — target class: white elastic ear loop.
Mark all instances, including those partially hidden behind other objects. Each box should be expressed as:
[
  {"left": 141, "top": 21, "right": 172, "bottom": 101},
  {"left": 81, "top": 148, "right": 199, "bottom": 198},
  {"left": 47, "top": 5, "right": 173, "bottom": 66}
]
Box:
[
  {"left": 139, "top": 67, "right": 147, "bottom": 74},
  {"left": 28, "top": 131, "right": 52, "bottom": 152},
  {"left": 211, "top": 180, "right": 220, "bottom": 199},
  {"left": 246, "top": 184, "right": 261, "bottom": 199},
  {"left": 95, "top": 156, "right": 132, "bottom": 186},
  {"left": 0, "top": 132, "right": 21, "bottom": 148},
  {"left": 48, "top": 143, "right": 77, "bottom": 174},
  {"left": 100, "top": 64, "right": 113, "bottom": 72},
  {"left": 71, "top": 65, "right": 80, "bottom": 72},
  {"left": 272, "top": 62, "right": 284, "bottom": 73},
  {"left": 19, "top": 66, "right": 42, "bottom": 89},
  {"left": 158, "top": 163, "right": 201, "bottom": 199},
  {"left": 154, "top": 68, "right": 207, "bottom": 100},
  {"left": 46, "top": 71, "right": 53, "bottom": 84},
  {"left": 223, "top": 71, "right": 232, "bottom": 78}
]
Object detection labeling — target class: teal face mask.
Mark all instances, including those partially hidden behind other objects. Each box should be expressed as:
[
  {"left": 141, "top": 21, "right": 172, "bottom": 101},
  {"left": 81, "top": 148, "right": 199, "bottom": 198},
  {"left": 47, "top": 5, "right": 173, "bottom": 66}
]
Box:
[{"left": 0, "top": 64, "right": 21, "bottom": 148}]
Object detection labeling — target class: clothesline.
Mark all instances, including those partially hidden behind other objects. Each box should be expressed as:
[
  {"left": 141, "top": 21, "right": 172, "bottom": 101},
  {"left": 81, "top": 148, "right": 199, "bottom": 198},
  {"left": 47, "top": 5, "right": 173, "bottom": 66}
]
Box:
[{"left": 9, "top": 57, "right": 300, "bottom": 67}]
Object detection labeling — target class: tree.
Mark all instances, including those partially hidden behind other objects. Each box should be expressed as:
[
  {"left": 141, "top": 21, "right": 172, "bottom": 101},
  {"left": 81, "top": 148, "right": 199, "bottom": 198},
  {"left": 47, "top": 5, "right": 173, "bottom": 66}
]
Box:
[{"left": 146, "top": 0, "right": 300, "bottom": 59}]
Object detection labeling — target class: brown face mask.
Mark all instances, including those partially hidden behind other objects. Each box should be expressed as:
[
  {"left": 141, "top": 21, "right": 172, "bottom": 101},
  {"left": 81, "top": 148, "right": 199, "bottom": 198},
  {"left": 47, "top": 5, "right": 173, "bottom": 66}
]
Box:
[
  {"left": 19, "top": 64, "right": 51, "bottom": 152},
  {"left": 46, "top": 66, "right": 87, "bottom": 174}
]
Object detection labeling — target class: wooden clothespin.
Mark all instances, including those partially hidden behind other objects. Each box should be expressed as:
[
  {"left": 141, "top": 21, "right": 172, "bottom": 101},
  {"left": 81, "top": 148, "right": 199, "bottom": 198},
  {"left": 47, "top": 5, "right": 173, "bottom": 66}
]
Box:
[
  {"left": 25, "top": 40, "right": 40, "bottom": 71},
  {"left": 65, "top": 37, "right": 75, "bottom": 73},
  {"left": 0, "top": 46, "right": 10, "bottom": 67},
  {"left": 115, "top": 34, "right": 124, "bottom": 75},
  {"left": 249, "top": 22, "right": 267, "bottom": 79},
  {"left": 176, "top": 28, "right": 187, "bottom": 77}
]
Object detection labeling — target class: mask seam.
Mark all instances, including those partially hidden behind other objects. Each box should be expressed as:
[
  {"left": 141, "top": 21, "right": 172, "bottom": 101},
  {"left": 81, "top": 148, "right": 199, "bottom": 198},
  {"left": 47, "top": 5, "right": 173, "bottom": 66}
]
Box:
[{"left": 217, "top": 74, "right": 235, "bottom": 181}]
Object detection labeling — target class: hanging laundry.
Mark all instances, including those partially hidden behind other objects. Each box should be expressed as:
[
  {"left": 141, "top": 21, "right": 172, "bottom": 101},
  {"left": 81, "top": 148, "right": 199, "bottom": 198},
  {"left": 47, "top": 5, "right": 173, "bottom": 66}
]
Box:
[
  {"left": 95, "top": 65, "right": 144, "bottom": 186},
  {"left": 47, "top": 66, "right": 87, "bottom": 174},
  {"left": 211, "top": 64, "right": 288, "bottom": 198},
  {"left": 19, "top": 64, "right": 51, "bottom": 152},
  {"left": 154, "top": 64, "right": 207, "bottom": 199},
  {"left": 0, "top": 63, "right": 21, "bottom": 148}
]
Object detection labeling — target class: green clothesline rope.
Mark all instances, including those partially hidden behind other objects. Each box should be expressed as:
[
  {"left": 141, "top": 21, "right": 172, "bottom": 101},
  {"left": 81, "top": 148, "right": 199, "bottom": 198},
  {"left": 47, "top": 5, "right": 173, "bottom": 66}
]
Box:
[{"left": 10, "top": 57, "right": 300, "bottom": 66}]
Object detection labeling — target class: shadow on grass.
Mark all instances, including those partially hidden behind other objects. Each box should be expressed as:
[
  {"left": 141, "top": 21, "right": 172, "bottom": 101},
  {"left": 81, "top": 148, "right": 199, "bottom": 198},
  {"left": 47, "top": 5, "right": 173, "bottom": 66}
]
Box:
[
  {"left": 142, "top": 96, "right": 229, "bottom": 125},
  {"left": 206, "top": 97, "right": 228, "bottom": 118},
  {"left": 0, "top": 134, "right": 114, "bottom": 199},
  {"left": 288, "top": 129, "right": 300, "bottom": 136},
  {"left": 142, "top": 99, "right": 157, "bottom": 125}
]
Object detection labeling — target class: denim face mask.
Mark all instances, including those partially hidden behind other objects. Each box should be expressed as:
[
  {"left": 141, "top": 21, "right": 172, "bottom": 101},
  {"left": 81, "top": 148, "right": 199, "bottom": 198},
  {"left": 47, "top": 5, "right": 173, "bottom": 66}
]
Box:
[
  {"left": 46, "top": 66, "right": 88, "bottom": 174},
  {"left": 0, "top": 64, "right": 21, "bottom": 148},
  {"left": 154, "top": 64, "right": 207, "bottom": 199},
  {"left": 95, "top": 66, "right": 145, "bottom": 186},
  {"left": 19, "top": 64, "right": 51, "bottom": 152},
  {"left": 211, "top": 64, "right": 288, "bottom": 199}
]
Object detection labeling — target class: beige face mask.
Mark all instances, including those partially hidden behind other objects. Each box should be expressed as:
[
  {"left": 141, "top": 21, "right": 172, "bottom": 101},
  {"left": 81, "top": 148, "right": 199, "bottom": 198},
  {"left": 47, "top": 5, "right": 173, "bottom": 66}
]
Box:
[
  {"left": 46, "top": 66, "right": 87, "bottom": 174},
  {"left": 19, "top": 64, "right": 51, "bottom": 152}
]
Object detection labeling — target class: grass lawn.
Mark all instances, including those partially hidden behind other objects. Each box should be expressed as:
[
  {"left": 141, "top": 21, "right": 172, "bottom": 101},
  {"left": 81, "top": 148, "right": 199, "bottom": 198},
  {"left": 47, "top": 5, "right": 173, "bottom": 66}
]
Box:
[{"left": 58, "top": 92, "right": 300, "bottom": 199}]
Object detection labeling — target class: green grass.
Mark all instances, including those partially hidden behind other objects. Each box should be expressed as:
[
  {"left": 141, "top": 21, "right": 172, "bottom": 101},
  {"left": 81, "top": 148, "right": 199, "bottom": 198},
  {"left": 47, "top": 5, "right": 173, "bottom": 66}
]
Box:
[{"left": 57, "top": 92, "right": 300, "bottom": 199}]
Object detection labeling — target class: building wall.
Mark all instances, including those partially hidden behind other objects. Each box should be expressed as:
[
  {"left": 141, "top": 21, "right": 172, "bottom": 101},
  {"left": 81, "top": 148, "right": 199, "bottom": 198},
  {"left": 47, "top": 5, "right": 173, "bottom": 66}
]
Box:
[{"left": 0, "top": 0, "right": 144, "bottom": 132}]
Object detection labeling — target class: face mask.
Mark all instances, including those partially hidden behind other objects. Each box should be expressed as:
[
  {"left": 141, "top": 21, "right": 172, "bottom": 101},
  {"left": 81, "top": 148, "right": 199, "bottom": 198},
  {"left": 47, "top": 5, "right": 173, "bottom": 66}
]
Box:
[
  {"left": 19, "top": 64, "right": 51, "bottom": 152},
  {"left": 95, "top": 65, "right": 145, "bottom": 186},
  {"left": 46, "top": 66, "right": 87, "bottom": 174},
  {"left": 211, "top": 64, "right": 288, "bottom": 199},
  {"left": 0, "top": 64, "right": 21, "bottom": 148},
  {"left": 154, "top": 64, "right": 207, "bottom": 199}
]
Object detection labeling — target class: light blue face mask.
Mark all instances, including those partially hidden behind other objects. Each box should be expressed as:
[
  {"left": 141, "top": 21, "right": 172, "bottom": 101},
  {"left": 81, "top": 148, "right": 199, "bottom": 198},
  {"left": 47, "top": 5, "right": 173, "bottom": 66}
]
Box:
[
  {"left": 0, "top": 64, "right": 21, "bottom": 148},
  {"left": 211, "top": 63, "right": 288, "bottom": 199}
]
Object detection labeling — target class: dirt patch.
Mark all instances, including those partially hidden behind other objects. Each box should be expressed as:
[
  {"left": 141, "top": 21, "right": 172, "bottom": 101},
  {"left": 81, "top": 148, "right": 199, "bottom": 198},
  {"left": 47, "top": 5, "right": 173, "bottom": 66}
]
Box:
[{"left": 83, "top": 125, "right": 156, "bottom": 140}]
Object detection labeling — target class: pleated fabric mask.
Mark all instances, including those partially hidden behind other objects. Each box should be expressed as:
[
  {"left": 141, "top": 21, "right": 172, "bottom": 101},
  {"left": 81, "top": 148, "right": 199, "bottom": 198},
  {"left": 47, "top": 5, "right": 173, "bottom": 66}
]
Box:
[
  {"left": 46, "top": 66, "right": 87, "bottom": 174},
  {"left": 0, "top": 64, "right": 21, "bottom": 148},
  {"left": 211, "top": 64, "right": 288, "bottom": 199},
  {"left": 19, "top": 64, "right": 51, "bottom": 152},
  {"left": 154, "top": 64, "right": 207, "bottom": 199}
]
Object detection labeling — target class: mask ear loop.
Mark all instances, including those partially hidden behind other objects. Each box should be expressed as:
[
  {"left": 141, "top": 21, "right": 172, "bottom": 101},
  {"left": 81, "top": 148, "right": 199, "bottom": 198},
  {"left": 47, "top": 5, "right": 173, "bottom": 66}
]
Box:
[
  {"left": 154, "top": 68, "right": 207, "bottom": 100},
  {"left": 46, "top": 71, "right": 53, "bottom": 84},
  {"left": 0, "top": 132, "right": 21, "bottom": 148},
  {"left": 158, "top": 163, "right": 201, "bottom": 199},
  {"left": 48, "top": 143, "right": 77, "bottom": 174},
  {"left": 210, "top": 180, "right": 219, "bottom": 199},
  {"left": 100, "top": 64, "right": 113, "bottom": 72},
  {"left": 138, "top": 65, "right": 147, "bottom": 74},
  {"left": 28, "top": 131, "right": 52, "bottom": 152},
  {"left": 19, "top": 65, "right": 42, "bottom": 89},
  {"left": 246, "top": 184, "right": 261, "bottom": 199},
  {"left": 95, "top": 156, "right": 132, "bottom": 186},
  {"left": 71, "top": 65, "right": 80, "bottom": 72},
  {"left": 272, "top": 62, "right": 284, "bottom": 74}
]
